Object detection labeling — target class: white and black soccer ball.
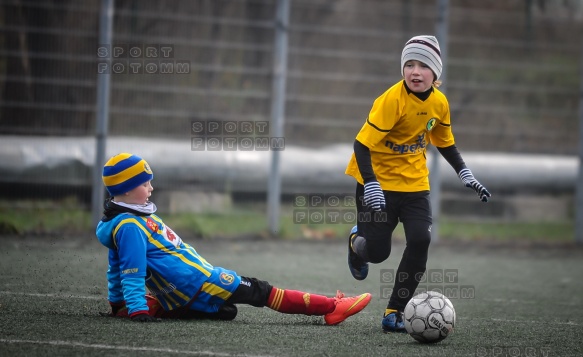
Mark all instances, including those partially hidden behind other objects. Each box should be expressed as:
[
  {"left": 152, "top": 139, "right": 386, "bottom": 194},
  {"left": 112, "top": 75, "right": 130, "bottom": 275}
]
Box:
[{"left": 403, "top": 291, "right": 456, "bottom": 343}]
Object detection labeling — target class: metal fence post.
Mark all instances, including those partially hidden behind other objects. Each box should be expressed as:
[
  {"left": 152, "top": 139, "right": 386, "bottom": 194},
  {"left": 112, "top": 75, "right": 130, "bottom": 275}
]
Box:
[
  {"left": 91, "top": 0, "right": 114, "bottom": 227},
  {"left": 575, "top": 31, "right": 583, "bottom": 244},
  {"left": 267, "top": 0, "right": 290, "bottom": 237},
  {"left": 431, "top": 0, "right": 449, "bottom": 243}
]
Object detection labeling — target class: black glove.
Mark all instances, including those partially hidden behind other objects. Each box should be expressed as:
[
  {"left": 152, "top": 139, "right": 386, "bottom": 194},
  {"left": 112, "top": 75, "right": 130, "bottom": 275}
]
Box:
[
  {"left": 363, "top": 181, "right": 386, "bottom": 211},
  {"left": 131, "top": 312, "right": 161, "bottom": 322},
  {"left": 99, "top": 301, "right": 126, "bottom": 317},
  {"left": 458, "top": 168, "right": 491, "bottom": 202}
]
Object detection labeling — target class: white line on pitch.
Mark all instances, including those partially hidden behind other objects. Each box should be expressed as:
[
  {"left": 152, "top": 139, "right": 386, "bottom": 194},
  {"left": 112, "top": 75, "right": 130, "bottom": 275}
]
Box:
[
  {"left": 0, "top": 291, "right": 103, "bottom": 300},
  {"left": 457, "top": 316, "right": 580, "bottom": 326},
  {"left": 0, "top": 339, "right": 277, "bottom": 357},
  {"left": 482, "top": 297, "right": 580, "bottom": 306}
]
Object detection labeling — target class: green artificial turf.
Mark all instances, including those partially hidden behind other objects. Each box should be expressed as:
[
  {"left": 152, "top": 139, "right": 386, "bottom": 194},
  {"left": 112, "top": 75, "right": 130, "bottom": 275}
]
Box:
[{"left": 0, "top": 237, "right": 582, "bottom": 356}]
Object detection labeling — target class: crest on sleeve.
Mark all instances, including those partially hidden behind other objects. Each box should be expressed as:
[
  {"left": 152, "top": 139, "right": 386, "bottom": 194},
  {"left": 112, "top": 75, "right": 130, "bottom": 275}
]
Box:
[
  {"left": 162, "top": 225, "right": 183, "bottom": 248},
  {"left": 145, "top": 218, "right": 159, "bottom": 232},
  {"left": 426, "top": 118, "right": 437, "bottom": 131},
  {"left": 220, "top": 272, "right": 235, "bottom": 285}
]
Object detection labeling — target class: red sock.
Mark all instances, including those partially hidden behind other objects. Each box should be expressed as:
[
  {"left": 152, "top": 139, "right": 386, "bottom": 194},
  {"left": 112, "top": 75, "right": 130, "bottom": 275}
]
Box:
[{"left": 267, "top": 287, "right": 335, "bottom": 315}]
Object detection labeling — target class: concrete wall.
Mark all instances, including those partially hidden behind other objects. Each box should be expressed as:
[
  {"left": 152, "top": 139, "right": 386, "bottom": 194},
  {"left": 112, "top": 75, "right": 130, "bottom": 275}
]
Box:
[{"left": 0, "top": 135, "right": 577, "bottom": 221}]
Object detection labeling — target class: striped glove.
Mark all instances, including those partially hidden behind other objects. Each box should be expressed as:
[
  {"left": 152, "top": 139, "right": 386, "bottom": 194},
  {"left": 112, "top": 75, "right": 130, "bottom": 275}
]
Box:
[
  {"left": 458, "top": 168, "right": 491, "bottom": 202},
  {"left": 363, "top": 181, "right": 386, "bottom": 211}
]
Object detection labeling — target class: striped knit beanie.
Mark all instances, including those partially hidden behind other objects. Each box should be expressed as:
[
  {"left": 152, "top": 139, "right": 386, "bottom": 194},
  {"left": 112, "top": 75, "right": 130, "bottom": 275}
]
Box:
[
  {"left": 102, "top": 153, "right": 153, "bottom": 196},
  {"left": 401, "top": 35, "right": 442, "bottom": 80}
]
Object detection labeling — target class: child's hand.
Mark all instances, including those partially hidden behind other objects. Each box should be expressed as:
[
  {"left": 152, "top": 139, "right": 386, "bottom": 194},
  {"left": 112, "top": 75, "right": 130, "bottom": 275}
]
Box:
[
  {"left": 130, "top": 312, "right": 161, "bottom": 322},
  {"left": 110, "top": 301, "right": 126, "bottom": 316},
  {"left": 458, "top": 168, "right": 491, "bottom": 202},
  {"left": 99, "top": 301, "right": 127, "bottom": 317},
  {"left": 363, "top": 181, "right": 386, "bottom": 211}
]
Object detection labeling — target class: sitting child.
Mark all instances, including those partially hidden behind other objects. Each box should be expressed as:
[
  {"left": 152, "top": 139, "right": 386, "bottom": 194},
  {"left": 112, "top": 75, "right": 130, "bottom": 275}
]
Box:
[{"left": 97, "top": 153, "right": 371, "bottom": 324}]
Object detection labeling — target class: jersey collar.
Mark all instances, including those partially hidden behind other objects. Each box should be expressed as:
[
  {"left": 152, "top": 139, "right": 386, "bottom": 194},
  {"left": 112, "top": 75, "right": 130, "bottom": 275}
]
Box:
[{"left": 403, "top": 80, "right": 433, "bottom": 101}]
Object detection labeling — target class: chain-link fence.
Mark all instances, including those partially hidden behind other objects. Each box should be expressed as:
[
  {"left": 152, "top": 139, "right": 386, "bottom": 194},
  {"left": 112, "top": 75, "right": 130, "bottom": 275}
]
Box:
[
  {"left": 1, "top": 0, "right": 582, "bottom": 237},
  {"left": 2, "top": 0, "right": 581, "bottom": 152}
]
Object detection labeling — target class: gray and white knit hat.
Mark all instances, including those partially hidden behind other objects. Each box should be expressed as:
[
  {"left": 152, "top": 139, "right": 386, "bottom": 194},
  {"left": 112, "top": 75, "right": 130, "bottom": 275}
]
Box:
[{"left": 401, "top": 35, "right": 442, "bottom": 80}]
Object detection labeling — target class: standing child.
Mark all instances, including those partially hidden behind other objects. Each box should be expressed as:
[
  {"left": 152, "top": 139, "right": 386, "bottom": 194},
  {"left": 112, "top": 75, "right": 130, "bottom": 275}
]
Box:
[
  {"left": 344, "top": 35, "right": 490, "bottom": 333},
  {"left": 97, "top": 153, "right": 371, "bottom": 324}
]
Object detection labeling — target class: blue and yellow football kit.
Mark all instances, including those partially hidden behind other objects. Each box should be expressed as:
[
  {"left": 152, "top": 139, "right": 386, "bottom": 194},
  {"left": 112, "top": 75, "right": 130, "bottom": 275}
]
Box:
[
  {"left": 96, "top": 198, "right": 372, "bottom": 324},
  {"left": 96, "top": 211, "right": 241, "bottom": 316}
]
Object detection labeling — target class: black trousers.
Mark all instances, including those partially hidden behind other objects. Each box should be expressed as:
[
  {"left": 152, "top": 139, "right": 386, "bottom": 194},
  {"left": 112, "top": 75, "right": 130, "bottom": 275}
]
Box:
[{"left": 355, "top": 183, "right": 432, "bottom": 311}]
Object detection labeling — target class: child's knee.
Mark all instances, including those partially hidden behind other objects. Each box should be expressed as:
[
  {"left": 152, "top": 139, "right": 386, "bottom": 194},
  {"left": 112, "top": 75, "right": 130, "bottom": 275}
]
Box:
[{"left": 367, "top": 246, "right": 391, "bottom": 263}]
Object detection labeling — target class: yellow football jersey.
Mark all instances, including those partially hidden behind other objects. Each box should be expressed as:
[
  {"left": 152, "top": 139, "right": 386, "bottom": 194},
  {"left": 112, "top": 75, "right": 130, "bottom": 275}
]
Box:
[{"left": 345, "top": 80, "right": 455, "bottom": 192}]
